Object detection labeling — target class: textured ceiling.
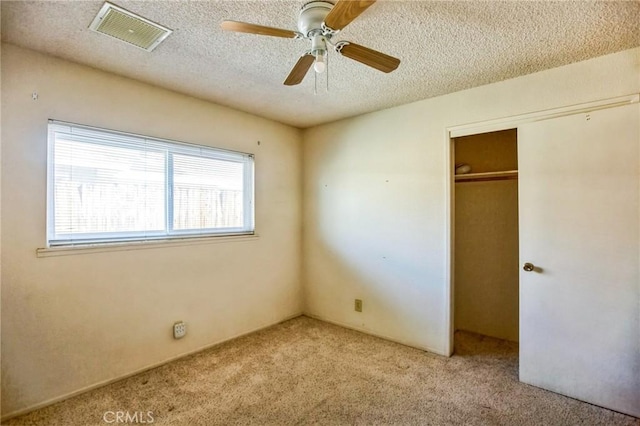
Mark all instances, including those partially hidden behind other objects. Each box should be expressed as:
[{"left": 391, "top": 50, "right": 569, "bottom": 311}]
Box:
[{"left": 2, "top": 1, "right": 639, "bottom": 128}]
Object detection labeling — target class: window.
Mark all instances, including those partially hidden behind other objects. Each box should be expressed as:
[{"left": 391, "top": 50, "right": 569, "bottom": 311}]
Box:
[{"left": 47, "top": 121, "right": 254, "bottom": 247}]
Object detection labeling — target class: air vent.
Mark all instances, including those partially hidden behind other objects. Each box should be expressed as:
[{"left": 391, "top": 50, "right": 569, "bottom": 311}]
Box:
[{"left": 89, "top": 2, "right": 172, "bottom": 52}]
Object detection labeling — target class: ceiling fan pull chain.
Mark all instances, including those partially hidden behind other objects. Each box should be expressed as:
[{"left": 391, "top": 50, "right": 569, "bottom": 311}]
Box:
[{"left": 326, "top": 51, "right": 330, "bottom": 93}]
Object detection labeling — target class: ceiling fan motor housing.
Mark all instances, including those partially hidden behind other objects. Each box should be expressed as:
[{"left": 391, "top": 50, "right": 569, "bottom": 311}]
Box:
[{"left": 298, "top": 1, "right": 334, "bottom": 37}]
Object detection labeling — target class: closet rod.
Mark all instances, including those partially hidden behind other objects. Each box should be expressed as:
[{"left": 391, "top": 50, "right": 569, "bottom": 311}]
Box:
[{"left": 455, "top": 170, "right": 518, "bottom": 183}]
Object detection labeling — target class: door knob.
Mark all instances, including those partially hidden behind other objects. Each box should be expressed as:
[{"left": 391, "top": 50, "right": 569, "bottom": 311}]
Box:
[{"left": 523, "top": 262, "right": 535, "bottom": 272}]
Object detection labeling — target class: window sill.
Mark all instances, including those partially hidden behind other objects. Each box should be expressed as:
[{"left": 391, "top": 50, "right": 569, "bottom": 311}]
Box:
[{"left": 36, "top": 234, "right": 259, "bottom": 258}]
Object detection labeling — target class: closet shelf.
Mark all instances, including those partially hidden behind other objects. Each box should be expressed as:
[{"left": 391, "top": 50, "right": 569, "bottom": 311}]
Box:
[{"left": 455, "top": 170, "right": 518, "bottom": 182}]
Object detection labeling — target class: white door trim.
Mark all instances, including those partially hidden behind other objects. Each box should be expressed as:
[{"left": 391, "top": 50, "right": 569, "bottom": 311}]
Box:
[{"left": 443, "top": 93, "right": 639, "bottom": 356}]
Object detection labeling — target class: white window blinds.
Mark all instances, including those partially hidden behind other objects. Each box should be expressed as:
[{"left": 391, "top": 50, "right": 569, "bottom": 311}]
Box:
[{"left": 47, "top": 121, "right": 254, "bottom": 246}]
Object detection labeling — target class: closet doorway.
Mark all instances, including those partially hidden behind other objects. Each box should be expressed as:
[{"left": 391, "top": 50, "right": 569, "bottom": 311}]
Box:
[
  {"left": 446, "top": 97, "right": 639, "bottom": 416},
  {"left": 452, "top": 129, "right": 519, "bottom": 346}
]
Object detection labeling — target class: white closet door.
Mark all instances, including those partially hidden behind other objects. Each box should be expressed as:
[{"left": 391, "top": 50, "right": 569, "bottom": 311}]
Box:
[{"left": 518, "top": 102, "right": 640, "bottom": 417}]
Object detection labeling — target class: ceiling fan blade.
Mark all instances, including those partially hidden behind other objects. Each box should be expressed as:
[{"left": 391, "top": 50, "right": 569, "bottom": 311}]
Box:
[
  {"left": 323, "top": 0, "right": 376, "bottom": 31},
  {"left": 339, "top": 42, "right": 400, "bottom": 73},
  {"left": 284, "top": 54, "right": 315, "bottom": 86},
  {"left": 220, "top": 20, "right": 297, "bottom": 38}
]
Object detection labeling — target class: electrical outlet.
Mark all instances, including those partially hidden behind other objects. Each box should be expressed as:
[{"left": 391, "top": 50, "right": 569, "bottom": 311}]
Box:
[
  {"left": 355, "top": 299, "right": 363, "bottom": 312},
  {"left": 173, "top": 321, "right": 186, "bottom": 339}
]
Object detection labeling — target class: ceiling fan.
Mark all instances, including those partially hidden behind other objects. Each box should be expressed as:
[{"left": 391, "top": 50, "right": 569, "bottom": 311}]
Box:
[{"left": 221, "top": 0, "right": 400, "bottom": 86}]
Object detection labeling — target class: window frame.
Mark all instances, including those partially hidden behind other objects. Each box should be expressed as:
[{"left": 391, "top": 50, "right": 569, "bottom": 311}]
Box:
[{"left": 46, "top": 120, "right": 255, "bottom": 247}]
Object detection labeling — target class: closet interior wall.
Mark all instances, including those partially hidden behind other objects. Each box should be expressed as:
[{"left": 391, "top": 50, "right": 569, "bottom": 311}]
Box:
[{"left": 454, "top": 129, "right": 519, "bottom": 342}]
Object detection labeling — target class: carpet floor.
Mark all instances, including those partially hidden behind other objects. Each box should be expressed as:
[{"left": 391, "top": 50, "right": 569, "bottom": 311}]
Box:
[{"left": 4, "top": 316, "right": 639, "bottom": 425}]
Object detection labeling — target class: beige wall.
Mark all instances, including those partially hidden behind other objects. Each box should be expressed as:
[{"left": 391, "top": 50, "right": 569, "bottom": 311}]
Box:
[
  {"left": 0, "top": 42, "right": 3, "bottom": 412},
  {"left": 454, "top": 129, "right": 518, "bottom": 173},
  {"left": 302, "top": 47, "right": 640, "bottom": 354},
  {"left": 455, "top": 180, "right": 519, "bottom": 342},
  {"left": 1, "top": 44, "right": 302, "bottom": 417}
]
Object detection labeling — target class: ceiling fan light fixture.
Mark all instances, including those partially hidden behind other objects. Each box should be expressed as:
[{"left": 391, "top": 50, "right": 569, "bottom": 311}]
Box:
[
  {"left": 310, "top": 34, "right": 328, "bottom": 73},
  {"left": 314, "top": 51, "right": 327, "bottom": 73}
]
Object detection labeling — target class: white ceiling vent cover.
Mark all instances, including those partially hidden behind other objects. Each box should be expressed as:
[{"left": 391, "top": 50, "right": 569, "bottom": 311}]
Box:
[{"left": 89, "top": 2, "right": 172, "bottom": 52}]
